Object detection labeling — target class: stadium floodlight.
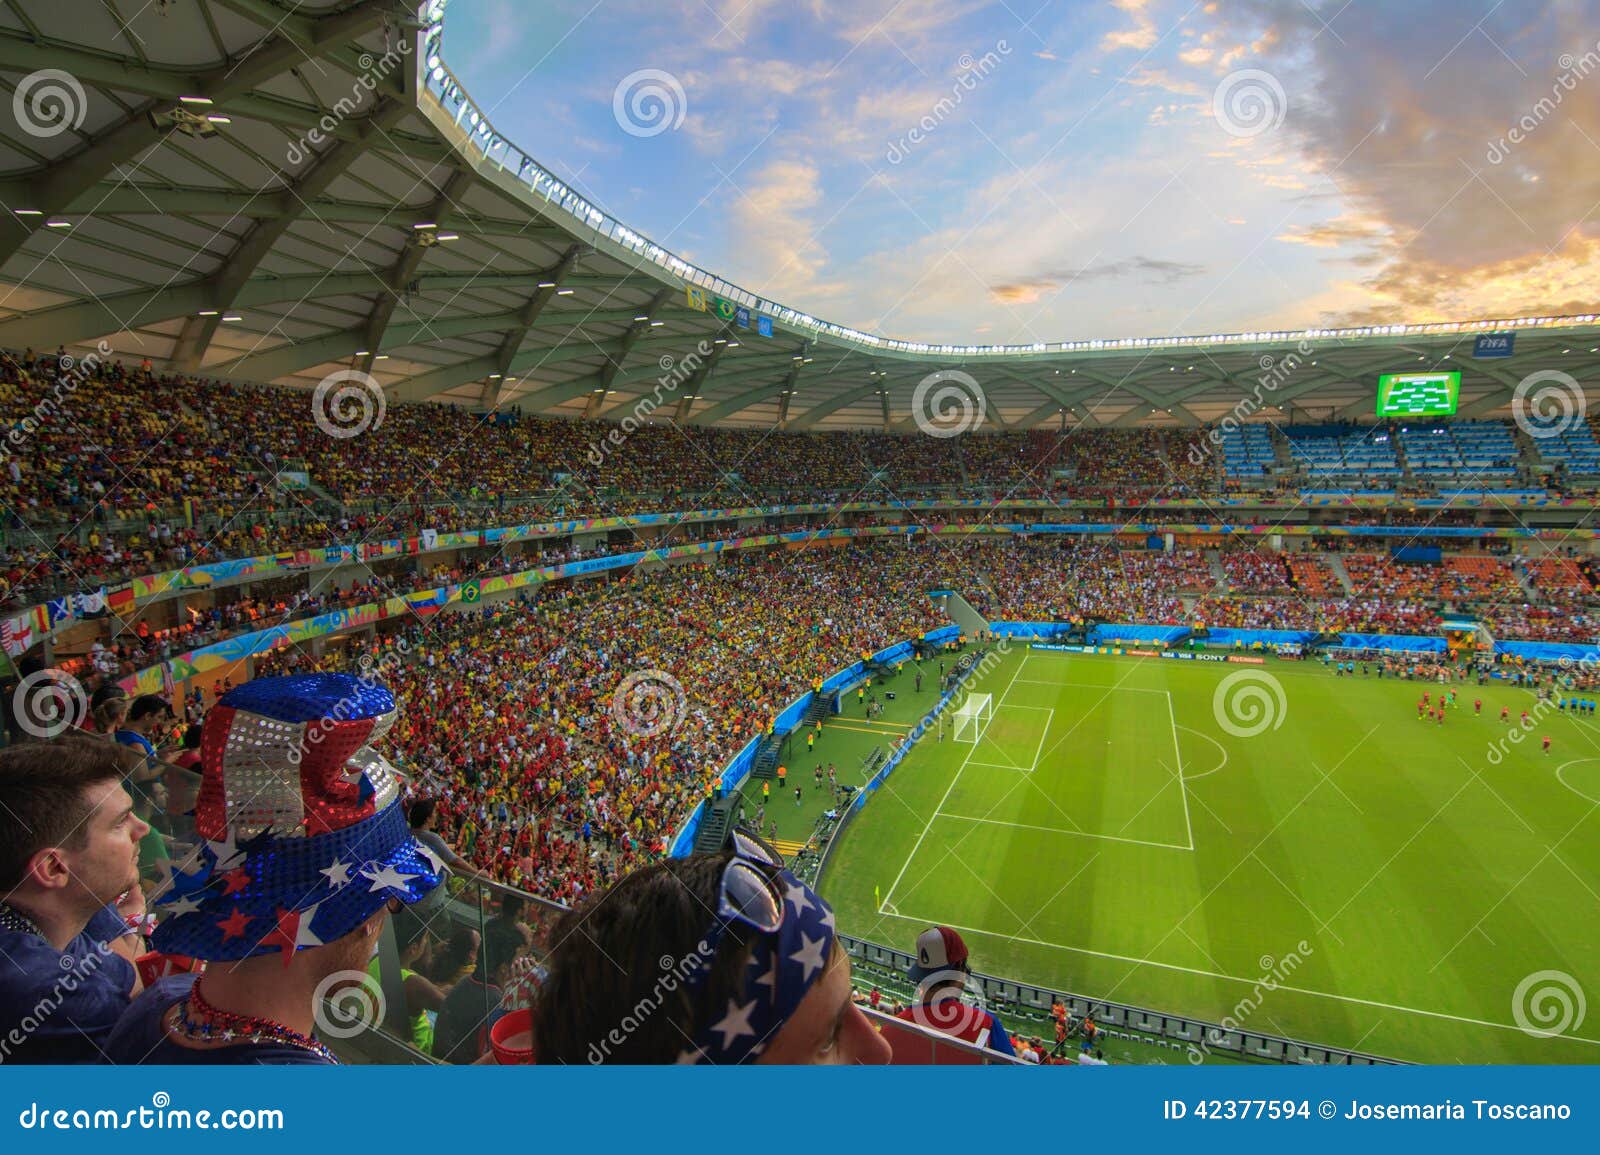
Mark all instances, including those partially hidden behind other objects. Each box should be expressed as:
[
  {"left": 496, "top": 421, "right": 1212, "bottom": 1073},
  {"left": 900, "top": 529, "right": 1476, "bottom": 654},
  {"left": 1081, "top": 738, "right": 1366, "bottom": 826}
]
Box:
[{"left": 952, "top": 693, "right": 993, "bottom": 744}]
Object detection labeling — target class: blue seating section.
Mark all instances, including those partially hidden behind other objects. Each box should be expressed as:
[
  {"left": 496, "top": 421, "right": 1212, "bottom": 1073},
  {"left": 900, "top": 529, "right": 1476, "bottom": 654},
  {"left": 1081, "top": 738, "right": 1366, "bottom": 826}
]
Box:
[
  {"left": 1285, "top": 425, "right": 1400, "bottom": 479},
  {"left": 1219, "top": 424, "right": 1275, "bottom": 477},
  {"left": 1531, "top": 420, "right": 1600, "bottom": 474},
  {"left": 1397, "top": 421, "right": 1518, "bottom": 480}
]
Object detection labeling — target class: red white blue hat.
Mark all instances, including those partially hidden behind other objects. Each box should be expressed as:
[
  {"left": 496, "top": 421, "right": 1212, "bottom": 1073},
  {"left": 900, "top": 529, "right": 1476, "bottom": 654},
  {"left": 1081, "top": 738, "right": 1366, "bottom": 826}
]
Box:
[
  {"left": 908, "top": 925, "right": 969, "bottom": 981},
  {"left": 150, "top": 674, "right": 444, "bottom": 963}
]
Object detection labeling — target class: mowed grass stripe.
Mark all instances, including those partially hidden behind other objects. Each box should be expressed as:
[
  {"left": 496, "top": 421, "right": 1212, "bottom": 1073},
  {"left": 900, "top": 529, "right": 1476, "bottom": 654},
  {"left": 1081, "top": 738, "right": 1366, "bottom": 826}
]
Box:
[{"left": 819, "top": 647, "right": 1600, "bottom": 1064}]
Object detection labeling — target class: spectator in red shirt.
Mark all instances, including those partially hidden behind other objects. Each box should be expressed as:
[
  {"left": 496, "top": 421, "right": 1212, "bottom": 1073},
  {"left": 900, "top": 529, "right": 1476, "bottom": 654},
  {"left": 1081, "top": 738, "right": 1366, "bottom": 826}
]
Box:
[{"left": 896, "top": 926, "right": 1015, "bottom": 1058}]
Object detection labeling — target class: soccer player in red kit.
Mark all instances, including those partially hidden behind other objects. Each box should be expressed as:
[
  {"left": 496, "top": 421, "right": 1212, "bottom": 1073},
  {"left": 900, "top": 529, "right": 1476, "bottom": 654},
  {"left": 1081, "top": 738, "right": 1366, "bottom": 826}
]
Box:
[
  {"left": 1501, "top": 705, "right": 1510, "bottom": 723},
  {"left": 1543, "top": 735, "right": 1552, "bottom": 755},
  {"left": 1474, "top": 698, "right": 1482, "bottom": 716}
]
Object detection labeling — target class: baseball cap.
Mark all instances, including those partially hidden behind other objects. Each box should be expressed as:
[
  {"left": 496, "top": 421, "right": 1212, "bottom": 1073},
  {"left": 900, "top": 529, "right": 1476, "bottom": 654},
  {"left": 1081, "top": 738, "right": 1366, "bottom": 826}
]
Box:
[{"left": 907, "top": 925, "right": 969, "bottom": 981}]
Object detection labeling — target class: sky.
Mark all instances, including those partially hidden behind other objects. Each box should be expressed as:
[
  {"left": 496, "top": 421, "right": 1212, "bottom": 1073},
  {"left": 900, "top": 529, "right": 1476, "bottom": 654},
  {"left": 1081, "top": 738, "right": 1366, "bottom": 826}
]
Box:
[{"left": 440, "top": 0, "right": 1600, "bottom": 345}]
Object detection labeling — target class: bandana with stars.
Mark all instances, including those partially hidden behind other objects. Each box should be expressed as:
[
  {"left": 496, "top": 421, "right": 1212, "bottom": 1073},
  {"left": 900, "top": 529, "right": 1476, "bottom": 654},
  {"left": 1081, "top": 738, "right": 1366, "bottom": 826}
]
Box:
[{"left": 678, "top": 868, "right": 835, "bottom": 1065}]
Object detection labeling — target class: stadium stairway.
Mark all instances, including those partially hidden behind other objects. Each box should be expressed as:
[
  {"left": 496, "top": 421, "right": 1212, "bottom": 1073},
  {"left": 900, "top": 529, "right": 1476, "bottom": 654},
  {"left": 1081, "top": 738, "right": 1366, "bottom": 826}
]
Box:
[
  {"left": 691, "top": 795, "right": 741, "bottom": 855},
  {"left": 1324, "top": 554, "right": 1356, "bottom": 594},
  {"left": 749, "top": 733, "right": 784, "bottom": 780},
  {"left": 1269, "top": 423, "right": 1293, "bottom": 469},
  {"left": 1206, "top": 550, "right": 1228, "bottom": 588},
  {"left": 934, "top": 589, "right": 989, "bottom": 637},
  {"left": 1512, "top": 565, "right": 1539, "bottom": 603}
]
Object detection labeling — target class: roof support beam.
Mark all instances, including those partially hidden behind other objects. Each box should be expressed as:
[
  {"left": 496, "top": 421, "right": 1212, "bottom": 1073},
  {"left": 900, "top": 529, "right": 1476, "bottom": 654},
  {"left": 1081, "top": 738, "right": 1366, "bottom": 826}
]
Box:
[
  {"left": 0, "top": 270, "right": 545, "bottom": 350},
  {"left": 598, "top": 287, "right": 672, "bottom": 393},
  {"left": 53, "top": 185, "right": 573, "bottom": 238},
  {"left": 172, "top": 98, "right": 412, "bottom": 371},
  {"left": 387, "top": 332, "right": 706, "bottom": 404},
  {"left": 480, "top": 244, "right": 585, "bottom": 408},
  {"left": 786, "top": 370, "right": 925, "bottom": 430},
  {"left": 219, "top": 310, "right": 528, "bottom": 381},
  {"left": 590, "top": 354, "right": 798, "bottom": 421},
  {"left": 0, "top": 2, "right": 406, "bottom": 269},
  {"left": 352, "top": 169, "right": 478, "bottom": 379}
]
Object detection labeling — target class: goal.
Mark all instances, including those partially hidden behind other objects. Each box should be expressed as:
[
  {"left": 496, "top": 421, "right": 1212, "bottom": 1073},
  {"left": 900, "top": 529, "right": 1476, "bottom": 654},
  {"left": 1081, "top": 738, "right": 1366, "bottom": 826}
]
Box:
[{"left": 952, "top": 693, "right": 993, "bottom": 743}]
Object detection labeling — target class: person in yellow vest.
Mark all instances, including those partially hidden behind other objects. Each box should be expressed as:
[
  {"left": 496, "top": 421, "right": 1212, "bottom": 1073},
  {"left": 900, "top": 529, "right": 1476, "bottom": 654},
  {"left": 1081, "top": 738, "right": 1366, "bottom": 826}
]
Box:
[
  {"left": 857, "top": 686, "right": 865, "bottom": 707},
  {"left": 806, "top": 730, "right": 815, "bottom": 753},
  {"left": 762, "top": 780, "right": 770, "bottom": 803}
]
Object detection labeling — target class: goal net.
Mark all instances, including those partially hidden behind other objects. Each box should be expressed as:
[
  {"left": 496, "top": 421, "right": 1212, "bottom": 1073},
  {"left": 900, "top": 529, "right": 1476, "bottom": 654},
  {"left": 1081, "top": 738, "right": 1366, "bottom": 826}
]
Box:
[{"left": 952, "top": 693, "right": 993, "bottom": 744}]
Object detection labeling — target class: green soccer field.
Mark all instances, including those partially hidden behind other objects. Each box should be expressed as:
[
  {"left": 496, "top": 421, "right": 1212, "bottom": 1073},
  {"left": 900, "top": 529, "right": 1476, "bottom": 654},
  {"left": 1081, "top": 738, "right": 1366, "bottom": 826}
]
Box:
[{"left": 810, "top": 646, "right": 1600, "bottom": 1065}]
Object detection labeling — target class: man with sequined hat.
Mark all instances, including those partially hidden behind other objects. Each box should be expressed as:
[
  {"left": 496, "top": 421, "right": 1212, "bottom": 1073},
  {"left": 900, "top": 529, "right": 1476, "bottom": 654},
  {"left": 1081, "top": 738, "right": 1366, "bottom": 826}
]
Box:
[{"left": 105, "top": 673, "right": 446, "bottom": 1064}]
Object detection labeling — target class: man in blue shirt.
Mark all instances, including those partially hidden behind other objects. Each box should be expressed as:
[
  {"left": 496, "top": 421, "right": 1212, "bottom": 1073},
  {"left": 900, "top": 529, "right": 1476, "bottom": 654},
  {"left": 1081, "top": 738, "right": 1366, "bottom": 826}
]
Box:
[{"left": 0, "top": 735, "right": 147, "bottom": 1063}]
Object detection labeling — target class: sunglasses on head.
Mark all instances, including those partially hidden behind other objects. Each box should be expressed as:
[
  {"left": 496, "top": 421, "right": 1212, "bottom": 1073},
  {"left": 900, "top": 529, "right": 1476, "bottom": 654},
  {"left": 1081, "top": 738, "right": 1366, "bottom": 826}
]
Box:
[{"left": 711, "top": 827, "right": 787, "bottom": 935}]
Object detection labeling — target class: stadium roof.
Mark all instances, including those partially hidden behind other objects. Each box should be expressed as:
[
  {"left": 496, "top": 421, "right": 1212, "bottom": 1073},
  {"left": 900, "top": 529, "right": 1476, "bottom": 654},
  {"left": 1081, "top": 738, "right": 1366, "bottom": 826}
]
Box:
[{"left": 1, "top": 0, "right": 1598, "bottom": 431}]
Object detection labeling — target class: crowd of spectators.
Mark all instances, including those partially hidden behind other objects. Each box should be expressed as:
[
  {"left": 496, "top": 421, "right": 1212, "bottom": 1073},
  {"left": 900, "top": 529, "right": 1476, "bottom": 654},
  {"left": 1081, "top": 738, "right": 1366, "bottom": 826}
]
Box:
[
  {"left": 1218, "top": 548, "right": 1291, "bottom": 593},
  {"left": 255, "top": 543, "right": 946, "bottom": 900}
]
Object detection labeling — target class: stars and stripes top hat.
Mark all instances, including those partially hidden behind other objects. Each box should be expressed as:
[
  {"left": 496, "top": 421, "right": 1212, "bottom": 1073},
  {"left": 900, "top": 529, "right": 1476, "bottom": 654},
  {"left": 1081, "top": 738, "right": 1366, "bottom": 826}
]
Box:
[{"left": 150, "top": 674, "right": 445, "bottom": 964}]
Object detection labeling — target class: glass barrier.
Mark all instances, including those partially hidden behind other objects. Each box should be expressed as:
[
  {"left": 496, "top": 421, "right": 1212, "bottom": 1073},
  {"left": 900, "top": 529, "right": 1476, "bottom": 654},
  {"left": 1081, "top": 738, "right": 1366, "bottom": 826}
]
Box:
[{"left": 356, "top": 872, "right": 566, "bottom": 1064}]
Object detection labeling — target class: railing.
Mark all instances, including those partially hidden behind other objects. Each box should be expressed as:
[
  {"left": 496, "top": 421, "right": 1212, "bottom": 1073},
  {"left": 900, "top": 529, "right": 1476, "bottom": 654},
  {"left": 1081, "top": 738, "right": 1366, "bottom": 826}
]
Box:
[
  {"left": 839, "top": 935, "right": 1403, "bottom": 1067},
  {"left": 9, "top": 486, "right": 1596, "bottom": 636},
  {"left": 339, "top": 868, "right": 1393, "bottom": 1066}
]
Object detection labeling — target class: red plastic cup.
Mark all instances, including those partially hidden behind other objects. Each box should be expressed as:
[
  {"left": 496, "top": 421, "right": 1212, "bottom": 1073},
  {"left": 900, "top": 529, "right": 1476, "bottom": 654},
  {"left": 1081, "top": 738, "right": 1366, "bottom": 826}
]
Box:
[{"left": 489, "top": 1007, "right": 535, "bottom": 1064}]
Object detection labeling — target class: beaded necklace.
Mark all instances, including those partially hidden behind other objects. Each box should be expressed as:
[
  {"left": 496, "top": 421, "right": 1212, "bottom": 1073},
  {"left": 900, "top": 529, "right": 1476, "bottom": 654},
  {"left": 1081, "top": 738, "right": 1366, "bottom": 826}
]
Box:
[{"left": 170, "top": 978, "right": 338, "bottom": 1063}]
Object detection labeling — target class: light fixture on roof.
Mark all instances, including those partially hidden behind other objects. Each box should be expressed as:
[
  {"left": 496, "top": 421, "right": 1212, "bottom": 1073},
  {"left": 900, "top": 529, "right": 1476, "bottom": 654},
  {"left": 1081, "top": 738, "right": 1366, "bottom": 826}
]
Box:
[
  {"left": 221, "top": 314, "right": 242, "bottom": 322},
  {"left": 537, "top": 281, "right": 557, "bottom": 289},
  {"left": 44, "top": 219, "right": 71, "bottom": 228},
  {"left": 413, "top": 222, "right": 437, "bottom": 230},
  {"left": 634, "top": 315, "right": 650, "bottom": 322},
  {"left": 374, "top": 354, "right": 389, "bottom": 360},
  {"left": 206, "top": 115, "right": 231, "bottom": 125},
  {"left": 149, "top": 106, "right": 220, "bottom": 139},
  {"left": 354, "top": 350, "right": 370, "bottom": 357},
  {"left": 198, "top": 310, "right": 219, "bottom": 317},
  {"left": 13, "top": 209, "right": 41, "bottom": 216},
  {"left": 437, "top": 233, "right": 459, "bottom": 241},
  {"left": 556, "top": 289, "right": 574, "bottom": 296},
  {"left": 488, "top": 373, "right": 503, "bottom": 379},
  {"left": 650, "top": 320, "right": 664, "bottom": 326},
  {"left": 178, "top": 96, "right": 213, "bottom": 105}
]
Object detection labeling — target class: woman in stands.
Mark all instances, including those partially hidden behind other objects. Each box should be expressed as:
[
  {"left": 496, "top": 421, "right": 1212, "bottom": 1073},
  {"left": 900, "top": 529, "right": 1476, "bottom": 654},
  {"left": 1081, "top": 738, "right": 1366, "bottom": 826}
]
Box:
[{"left": 533, "top": 831, "right": 890, "bottom": 1065}]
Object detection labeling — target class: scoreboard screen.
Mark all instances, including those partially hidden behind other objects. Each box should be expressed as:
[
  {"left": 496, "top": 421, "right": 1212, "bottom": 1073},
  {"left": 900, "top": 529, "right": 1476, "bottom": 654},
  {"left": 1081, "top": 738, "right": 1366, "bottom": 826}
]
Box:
[{"left": 1376, "top": 371, "right": 1460, "bottom": 417}]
